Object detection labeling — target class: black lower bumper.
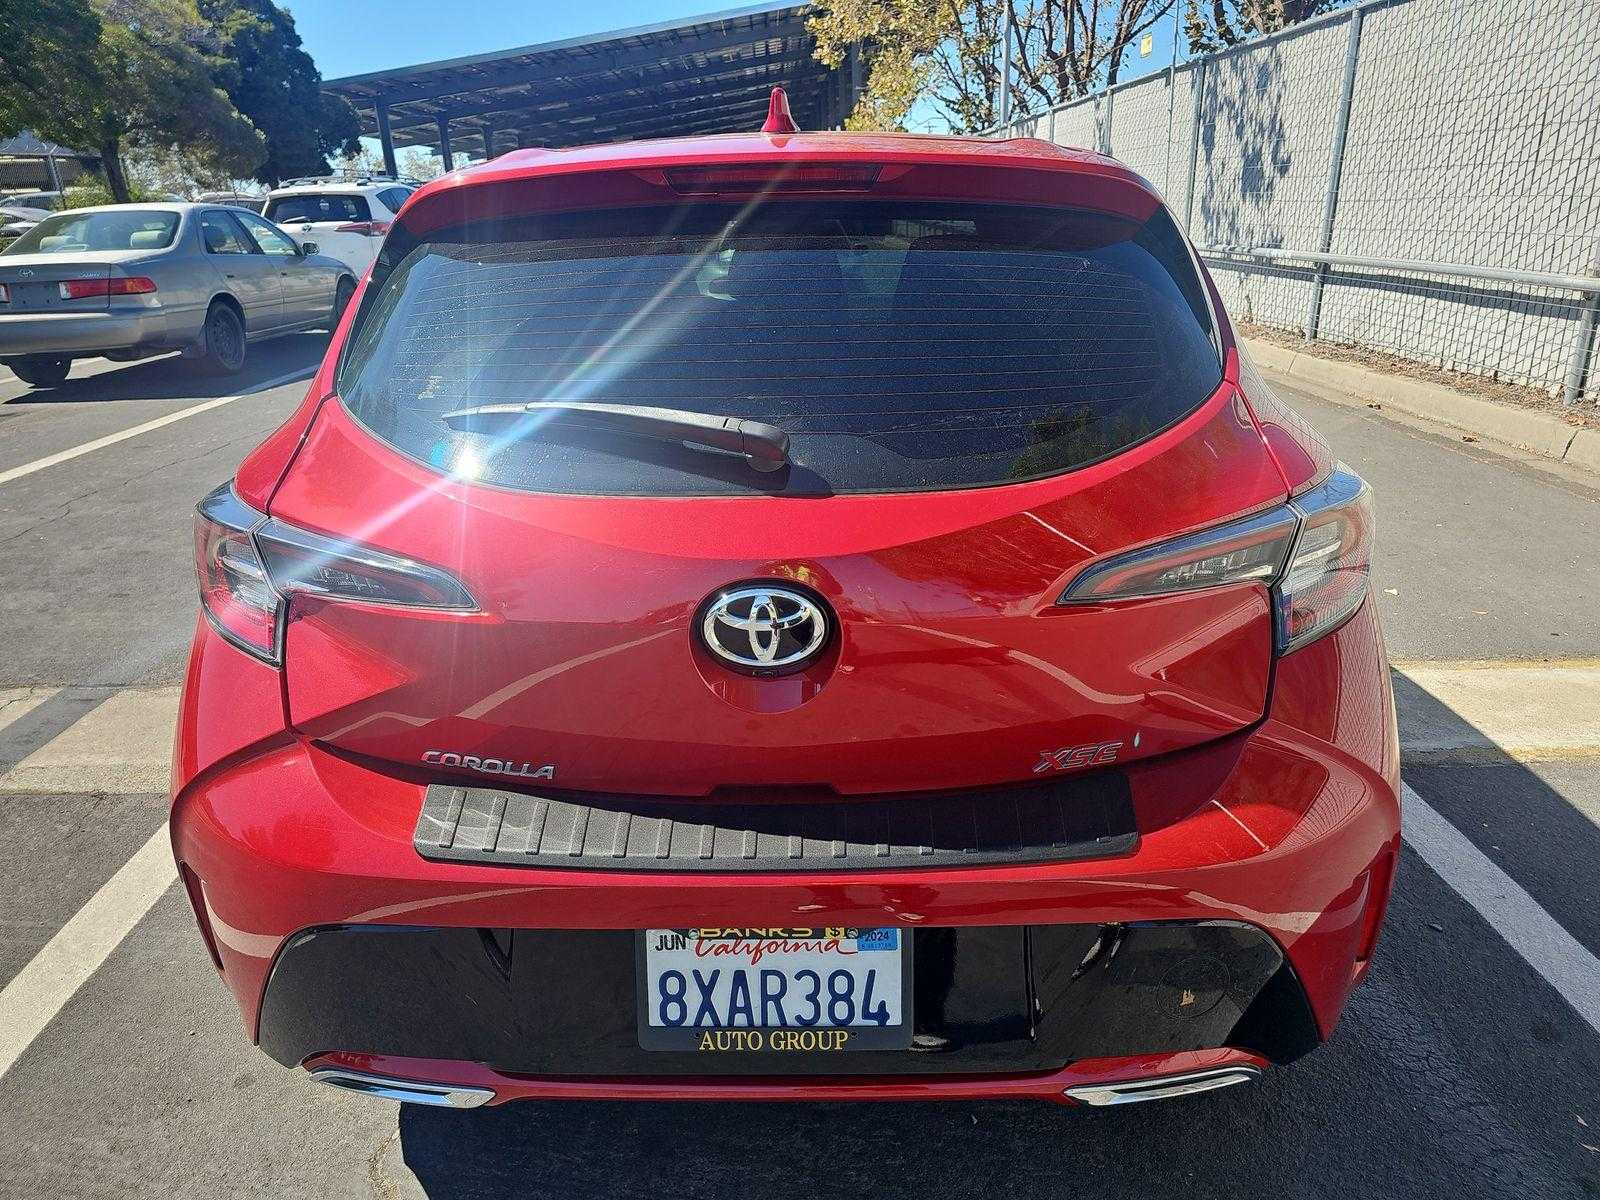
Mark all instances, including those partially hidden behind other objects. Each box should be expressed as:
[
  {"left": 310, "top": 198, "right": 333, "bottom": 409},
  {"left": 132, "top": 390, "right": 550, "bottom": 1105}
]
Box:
[{"left": 258, "top": 921, "right": 1320, "bottom": 1076}]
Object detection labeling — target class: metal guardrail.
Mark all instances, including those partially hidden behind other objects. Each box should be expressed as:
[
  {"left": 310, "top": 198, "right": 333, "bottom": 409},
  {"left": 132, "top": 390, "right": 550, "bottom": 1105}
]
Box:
[
  {"left": 1196, "top": 246, "right": 1600, "bottom": 296},
  {"left": 1198, "top": 245, "right": 1600, "bottom": 406}
]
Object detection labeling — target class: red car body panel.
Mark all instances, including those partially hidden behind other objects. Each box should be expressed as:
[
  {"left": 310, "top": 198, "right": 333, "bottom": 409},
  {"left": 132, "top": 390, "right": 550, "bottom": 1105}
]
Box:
[
  {"left": 266, "top": 355, "right": 1284, "bottom": 796},
  {"left": 172, "top": 128, "right": 1399, "bottom": 1103},
  {"left": 172, "top": 597, "right": 1397, "bottom": 1043}
]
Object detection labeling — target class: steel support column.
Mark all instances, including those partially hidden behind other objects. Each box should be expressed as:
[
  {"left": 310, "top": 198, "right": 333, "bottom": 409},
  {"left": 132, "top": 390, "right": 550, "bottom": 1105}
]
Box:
[
  {"left": 850, "top": 40, "right": 863, "bottom": 112},
  {"left": 1304, "top": 7, "right": 1365, "bottom": 341},
  {"left": 1184, "top": 60, "right": 1206, "bottom": 232},
  {"left": 375, "top": 100, "right": 398, "bottom": 178},
  {"left": 481, "top": 122, "right": 496, "bottom": 161},
  {"left": 436, "top": 116, "right": 454, "bottom": 171}
]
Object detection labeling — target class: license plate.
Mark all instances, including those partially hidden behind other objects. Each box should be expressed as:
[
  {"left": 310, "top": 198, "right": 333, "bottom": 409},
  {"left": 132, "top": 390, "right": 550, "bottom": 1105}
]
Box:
[{"left": 637, "top": 928, "right": 912, "bottom": 1052}]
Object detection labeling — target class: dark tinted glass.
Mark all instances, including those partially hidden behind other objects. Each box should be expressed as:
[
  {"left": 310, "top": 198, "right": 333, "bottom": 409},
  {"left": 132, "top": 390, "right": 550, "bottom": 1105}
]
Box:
[
  {"left": 338, "top": 201, "right": 1220, "bottom": 496},
  {"left": 264, "top": 194, "right": 370, "bottom": 223}
]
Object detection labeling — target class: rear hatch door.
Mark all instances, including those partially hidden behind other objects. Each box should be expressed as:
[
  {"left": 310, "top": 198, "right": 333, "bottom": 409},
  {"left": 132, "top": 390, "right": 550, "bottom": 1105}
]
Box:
[{"left": 268, "top": 184, "right": 1287, "bottom": 797}]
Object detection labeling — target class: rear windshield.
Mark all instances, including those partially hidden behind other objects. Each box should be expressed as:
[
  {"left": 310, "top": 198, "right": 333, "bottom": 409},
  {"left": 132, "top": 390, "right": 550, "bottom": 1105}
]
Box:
[
  {"left": 264, "top": 194, "right": 370, "bottom": 224},
  {"left": 337, "top": 200, "right": 1220, "bottom": 496},
  {"left": 4, "top": 210, "right": 179, "bottom": 254}
]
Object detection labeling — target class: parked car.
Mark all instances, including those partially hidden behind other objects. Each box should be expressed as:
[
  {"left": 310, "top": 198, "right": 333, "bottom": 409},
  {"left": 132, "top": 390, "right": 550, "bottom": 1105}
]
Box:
[
  {"left": 0, "top": 203, "right": 357, "bottom": 386},
  {"left": 0, "top": 189, "right": 65, "bottom": 212},
  {"left": 175, "top": 100, "right": 1397, "bottom": 1110},
  {"left": 262, "top": 177, "right": 415, "bottom": 275},
  {"left": 0, "top": 200, "right": 56, "bottom": 239},
  {"left": 197, "top": 191, "right": 267, "bottom": 213}
]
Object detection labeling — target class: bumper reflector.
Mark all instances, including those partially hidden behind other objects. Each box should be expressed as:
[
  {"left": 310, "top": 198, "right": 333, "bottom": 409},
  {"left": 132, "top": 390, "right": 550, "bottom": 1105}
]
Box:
[
  {"left": 308, "top": 1067, "right": 493, "bottom": 1108},
  {"left": 1064, "top": 1064, "right": 1261, "bottom": 1106}
]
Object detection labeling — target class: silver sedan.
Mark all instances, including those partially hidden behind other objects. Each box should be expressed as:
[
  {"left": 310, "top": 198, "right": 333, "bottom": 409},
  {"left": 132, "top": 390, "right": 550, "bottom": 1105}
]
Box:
[{"left": 0, "top": 202, "right": 357, "bottom": 388}]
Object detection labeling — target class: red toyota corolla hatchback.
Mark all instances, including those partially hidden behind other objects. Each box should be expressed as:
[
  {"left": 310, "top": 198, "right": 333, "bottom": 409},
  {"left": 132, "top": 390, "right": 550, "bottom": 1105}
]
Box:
[{"left": 172, "top": 105, "right": 1399, "bottom": 1109}]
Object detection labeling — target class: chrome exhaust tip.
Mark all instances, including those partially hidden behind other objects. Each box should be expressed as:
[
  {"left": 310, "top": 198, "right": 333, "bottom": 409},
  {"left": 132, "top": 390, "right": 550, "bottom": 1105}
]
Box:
[
  {"left": 309, "top": 1067, "right": 494, "bottom": 1109},
  {"left": 1064, "top": 1064, "right": 1261, "bottom": 1106}
]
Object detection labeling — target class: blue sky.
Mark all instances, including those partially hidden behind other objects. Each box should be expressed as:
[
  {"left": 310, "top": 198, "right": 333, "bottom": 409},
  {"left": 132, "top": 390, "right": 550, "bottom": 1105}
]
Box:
[
  {"left": 282, "top": 0, "right": 1190, "bottom": 135},
  {"left": 282, "top": 1, "right": 759, "bottom": 80}
]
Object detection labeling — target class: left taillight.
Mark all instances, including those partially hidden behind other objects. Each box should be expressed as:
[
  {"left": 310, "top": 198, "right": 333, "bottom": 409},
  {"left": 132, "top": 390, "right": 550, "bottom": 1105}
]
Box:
[
  {"left": 1059, "top": 465, "right": 1372, "bottom": 656},
  {"left": 333, "top": 221, "right": 390, "bottom": 236},
  {"left": 59, "top": 276, "right": 157, "bottom": 299},
  {"left": 0, "top": 283, "right": 10, "bottom": 303},
  {"left": 195, "top": 485, "right": 280, "bottom": 662},
  {"left": 195, "top": 483, "right": 477, "bottom": 666}
]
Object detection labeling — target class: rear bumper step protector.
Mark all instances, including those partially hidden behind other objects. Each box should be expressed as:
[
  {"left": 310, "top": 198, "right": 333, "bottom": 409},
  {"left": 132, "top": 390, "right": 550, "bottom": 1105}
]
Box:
[{"left": 411, "top": 775, "right": 1136, "bottom": 871}]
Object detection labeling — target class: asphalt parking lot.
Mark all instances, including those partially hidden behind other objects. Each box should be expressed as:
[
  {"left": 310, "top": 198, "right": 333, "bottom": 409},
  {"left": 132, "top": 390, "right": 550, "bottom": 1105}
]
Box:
[{"left": 0, "top": 342, "right": 1597, "bottom": 1199}]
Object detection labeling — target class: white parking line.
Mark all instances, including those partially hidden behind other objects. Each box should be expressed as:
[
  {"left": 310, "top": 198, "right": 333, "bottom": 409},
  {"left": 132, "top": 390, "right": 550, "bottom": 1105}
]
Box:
[
  {"left": 0, "top": 687, "right": 180, "bottom": 794},
  {"left": 0, "top": 822, "right": 173, "bottom": 1083},
  {"left": 0, "top": 367, "right": 314, "bottom": 487},
  {"left": 1402, "top": 782, "right": 1600, "bottom": 1036}
]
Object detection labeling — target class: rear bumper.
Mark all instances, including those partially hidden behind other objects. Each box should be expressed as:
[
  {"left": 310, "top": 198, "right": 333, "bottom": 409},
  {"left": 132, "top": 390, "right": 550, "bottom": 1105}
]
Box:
[
  {"left": 0, "top": 309, "right": 173, "bottom": 356},
  {"left": 170, "top": 600, "right": 1400, "bottom": 1099}
]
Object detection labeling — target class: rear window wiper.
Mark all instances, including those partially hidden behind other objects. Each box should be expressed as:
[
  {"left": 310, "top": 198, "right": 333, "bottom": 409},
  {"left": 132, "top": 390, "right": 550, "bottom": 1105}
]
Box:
[{"left": 440, "top": 401, "right": 790, "bottom": 472}]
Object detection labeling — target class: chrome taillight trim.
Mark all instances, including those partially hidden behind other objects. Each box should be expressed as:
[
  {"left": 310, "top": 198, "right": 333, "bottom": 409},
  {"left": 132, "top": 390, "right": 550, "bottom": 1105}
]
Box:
[
  {"left": 195, "top": 481, "right": 479, "bottom": 669},
  {"left": 1055, "top": 464, "right": 1372, "bottom": 656},
  {"left": 1057, "top": 505, "right": 1299, "bottom": 604},
  {"left": 255, "top": 518, "right": 477, "bottom": 610}
]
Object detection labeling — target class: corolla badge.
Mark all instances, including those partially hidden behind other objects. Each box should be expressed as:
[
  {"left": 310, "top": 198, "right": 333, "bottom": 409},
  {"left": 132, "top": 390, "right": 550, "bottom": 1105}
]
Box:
[
  {"left": 700, "top": 584, "right": 829, "bottom": 672},
  {"left": 423, "top": 750, "right": 554, "bottom": 780}
]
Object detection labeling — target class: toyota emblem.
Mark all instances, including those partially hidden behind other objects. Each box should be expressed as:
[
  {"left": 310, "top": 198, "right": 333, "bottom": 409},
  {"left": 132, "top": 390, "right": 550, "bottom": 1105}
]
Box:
[{"left": 699, "top": 584, "right": 829, "bottom": 673}]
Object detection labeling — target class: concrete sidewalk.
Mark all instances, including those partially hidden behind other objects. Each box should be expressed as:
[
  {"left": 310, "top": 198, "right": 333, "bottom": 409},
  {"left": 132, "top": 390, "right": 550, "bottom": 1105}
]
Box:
[{"left": 1245, "top": 336, "right": 1600, "bottom": 477}]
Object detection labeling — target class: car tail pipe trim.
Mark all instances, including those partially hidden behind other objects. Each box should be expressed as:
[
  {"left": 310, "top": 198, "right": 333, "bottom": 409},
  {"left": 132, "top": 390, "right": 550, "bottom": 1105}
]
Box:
[{"left": 307, "top": 1066, "right": 494, "bottom": 1109}]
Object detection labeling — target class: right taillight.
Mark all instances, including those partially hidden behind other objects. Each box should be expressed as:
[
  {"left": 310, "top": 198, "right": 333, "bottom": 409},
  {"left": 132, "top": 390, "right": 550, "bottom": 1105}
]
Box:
[
  {"left": 194, "top": 482, "right": 476, "bottom": 666},
  {"left": 1275, "top": 467, "right": 1372, "bottom": 654},
  {"left": 1059, "top": 465, "right": 1372, "bottom": 657}
]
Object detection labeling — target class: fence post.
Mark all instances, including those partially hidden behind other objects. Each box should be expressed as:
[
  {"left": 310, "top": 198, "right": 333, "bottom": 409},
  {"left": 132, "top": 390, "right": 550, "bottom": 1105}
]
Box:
[
  {"left": 1305, "top": 6, "right": 1365, "bottom": 341},
  {"left": 1563, "top": 293, "right": 1600, "bottom": 405},
  {"left": 1047, "top": 104, "right": 1057, "bottom": 143},
  {"left": 1561, "top": 240, "right": 1600, "bottom": 405},
  {"left": 1102, "top": 87, "right": 1116, "bottom": 155},
  {"left": 1183, "top": 60, "right": 1207, "bottom": 234}
]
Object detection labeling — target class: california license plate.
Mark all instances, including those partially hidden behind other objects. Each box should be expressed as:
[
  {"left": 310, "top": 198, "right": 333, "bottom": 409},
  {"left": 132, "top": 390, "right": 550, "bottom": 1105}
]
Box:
[{"left": 637, "top": 927, "right": 912, "bottom": 1052}]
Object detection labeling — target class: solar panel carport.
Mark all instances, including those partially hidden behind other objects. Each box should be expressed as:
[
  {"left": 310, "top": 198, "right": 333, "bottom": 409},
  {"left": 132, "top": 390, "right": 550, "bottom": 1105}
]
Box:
[{"left": 320, "top": 2, "right": 861, "bottom": 177}]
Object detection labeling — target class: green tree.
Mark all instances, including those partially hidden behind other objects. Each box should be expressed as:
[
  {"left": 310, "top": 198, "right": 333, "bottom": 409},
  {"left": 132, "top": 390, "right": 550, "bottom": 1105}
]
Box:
[
  {"left": 197, "top": 0, "right": 362, "bottom": 186},
  {"left": 0, "top": 0, "right": 264, "bottom": 202},
  {"left": 810, "top": 0, "right": 1175, "bottom": 133},
  {"left": 1184, "top": 0, "right": 1348, "bottom": 52},
  {"left": 0, "top": 0, "right": 104, "bottom": 143},
  {"left": 396, "top": 147, "right": 447, "bottom": 181}
]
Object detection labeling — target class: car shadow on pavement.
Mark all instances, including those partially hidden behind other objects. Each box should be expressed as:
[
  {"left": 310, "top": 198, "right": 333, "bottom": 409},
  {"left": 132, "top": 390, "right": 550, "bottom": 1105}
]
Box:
[
  {"left": 0, "top": 332, "right": 328, "bottom": 405},
  {"left": 392, "top": 677, "right": 1600, "bottom": 1200}
]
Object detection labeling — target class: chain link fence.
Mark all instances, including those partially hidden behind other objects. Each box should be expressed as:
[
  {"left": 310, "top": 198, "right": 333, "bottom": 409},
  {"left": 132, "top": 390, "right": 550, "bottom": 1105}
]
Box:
[{"left": 1001, "top": 0, "right": 1600, "bottom": 404}]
